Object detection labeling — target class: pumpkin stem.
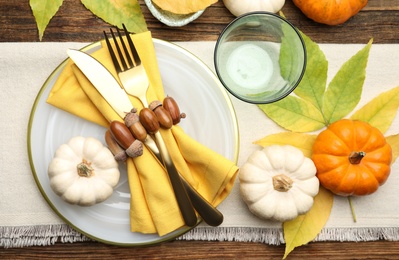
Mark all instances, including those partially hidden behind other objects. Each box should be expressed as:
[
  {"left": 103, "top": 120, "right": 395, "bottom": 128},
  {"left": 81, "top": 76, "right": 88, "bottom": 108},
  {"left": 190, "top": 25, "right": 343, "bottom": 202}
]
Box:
[
  {"left": 272, "top": 174, "right": 293, "bottom": 192},
  {"left": 77, "top": 159, "right": 94, "bottom": 177},
  {"left": 348, "top": 151, "right": 366, "bottom": 164}
]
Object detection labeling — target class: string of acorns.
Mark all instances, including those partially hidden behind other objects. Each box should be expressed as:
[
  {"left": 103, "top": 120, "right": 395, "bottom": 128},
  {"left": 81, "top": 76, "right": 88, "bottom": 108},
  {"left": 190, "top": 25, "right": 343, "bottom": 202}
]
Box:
[{"left": 105, "top": 96, "right": 186, "bottom": 161}]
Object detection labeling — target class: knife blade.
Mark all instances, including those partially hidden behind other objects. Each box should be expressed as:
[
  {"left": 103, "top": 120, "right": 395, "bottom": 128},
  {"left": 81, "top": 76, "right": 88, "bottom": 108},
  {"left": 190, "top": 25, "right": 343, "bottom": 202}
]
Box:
[
  {"left": 67, "top": 49, "right": 224, "bottom": 227},
  {"left": 67, "top": 49, "right": 132, "bottom": 119}
]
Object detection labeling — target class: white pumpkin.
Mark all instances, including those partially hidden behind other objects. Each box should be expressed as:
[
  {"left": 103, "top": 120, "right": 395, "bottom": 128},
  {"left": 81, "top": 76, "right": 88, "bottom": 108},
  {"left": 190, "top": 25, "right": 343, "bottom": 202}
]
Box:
[
  {"left": 223, "top": 0, "right": 285, "bottom": 17},
  {"left": 239, "top": 145, "right": 319, "bottom": 222},
  {"left": 48, "top": 136, "right": 120, "bottom": 206}
]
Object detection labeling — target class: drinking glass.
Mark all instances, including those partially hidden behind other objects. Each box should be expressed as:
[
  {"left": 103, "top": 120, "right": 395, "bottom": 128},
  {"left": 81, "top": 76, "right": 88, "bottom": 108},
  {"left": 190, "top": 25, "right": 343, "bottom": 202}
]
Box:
[{"left": 214, "top": 12, "right": 306, "bottom": 104}]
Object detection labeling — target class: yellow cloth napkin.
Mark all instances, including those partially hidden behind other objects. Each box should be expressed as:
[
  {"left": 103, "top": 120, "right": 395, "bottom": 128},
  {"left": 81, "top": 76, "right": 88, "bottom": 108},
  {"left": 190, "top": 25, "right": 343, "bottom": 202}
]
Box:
[{"left": 47, "top": 31, "right": 239, "bottom": 236}]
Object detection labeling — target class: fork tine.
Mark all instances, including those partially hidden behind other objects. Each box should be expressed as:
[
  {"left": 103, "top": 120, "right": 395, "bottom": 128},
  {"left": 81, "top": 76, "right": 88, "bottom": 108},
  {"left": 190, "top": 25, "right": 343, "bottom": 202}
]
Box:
[
  {"left": 103, "top": 31, "right": 122, "bottom": 73},
  {"left": 123, "top": 24, "right": 141, "bottom": 66},
  {"left": 110, "top": 28, "right": 128, "bottom": 71},
  {"left": 116, "top": 27, "right": 134, "bottom": 68}
]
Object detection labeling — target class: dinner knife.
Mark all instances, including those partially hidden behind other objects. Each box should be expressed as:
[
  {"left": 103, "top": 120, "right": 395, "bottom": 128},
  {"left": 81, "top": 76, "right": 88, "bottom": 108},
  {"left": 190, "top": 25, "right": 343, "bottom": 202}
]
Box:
[{"left": 67, "top": 49, "right": 224, "bottom": 227}]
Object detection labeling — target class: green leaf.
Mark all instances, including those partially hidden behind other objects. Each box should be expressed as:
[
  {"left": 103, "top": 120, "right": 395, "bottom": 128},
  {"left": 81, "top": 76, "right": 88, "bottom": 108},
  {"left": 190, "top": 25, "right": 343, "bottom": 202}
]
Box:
[
  {"left": 351, "top": 86, "right": 399, "bottom": 133},
  {"left": 283, "top": 187, "right": 334, "bottom": 259},
  {"left": 386, "top": 134, "right": 399, "bottom": 163},
  {"left": 279, "top": 23, "right": 306, "bottom": 84},
  {"left": 262, "top": 28, "right": 329, "bottom": 131},
  {"left": 254, "top": 132, "right": 317, "bottom": 158},
  {"left": 258, "top": 95, "right": 325, "bottom": 132},
  {"left": 30, "top": 0, "right": 64, "bottom": 41},
  {"left": 293, "top": 32, "right": 328, "bottom": 112},
  {"left": 322, "top": 39, "right": 373, "bottom": 124},
  {"left": 81, "top": 0, "right": 147, "bottom": 33}
]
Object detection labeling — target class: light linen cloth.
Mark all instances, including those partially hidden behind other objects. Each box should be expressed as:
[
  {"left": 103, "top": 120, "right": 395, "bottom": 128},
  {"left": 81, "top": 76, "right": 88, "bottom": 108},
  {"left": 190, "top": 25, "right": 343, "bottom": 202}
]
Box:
[{"left": 1, "top": 42, "right": 399, "bottom": 248}]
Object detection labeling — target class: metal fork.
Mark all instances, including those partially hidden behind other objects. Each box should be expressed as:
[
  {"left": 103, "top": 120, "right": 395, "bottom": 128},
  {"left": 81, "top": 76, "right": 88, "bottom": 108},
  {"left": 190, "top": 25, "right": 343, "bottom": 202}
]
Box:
[
  {"left": 104, "top": 25, "right": 224, "bottom": 227},
  {"left": 104, "top": 25, "right": 150, "bottom": 107}
]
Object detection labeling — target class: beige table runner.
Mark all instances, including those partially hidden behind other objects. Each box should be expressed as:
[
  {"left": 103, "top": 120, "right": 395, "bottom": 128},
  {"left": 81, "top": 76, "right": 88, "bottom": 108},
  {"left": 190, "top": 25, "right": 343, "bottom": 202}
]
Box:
[{"left": 1, "top": 42, "right": 398, "bottom": 248}]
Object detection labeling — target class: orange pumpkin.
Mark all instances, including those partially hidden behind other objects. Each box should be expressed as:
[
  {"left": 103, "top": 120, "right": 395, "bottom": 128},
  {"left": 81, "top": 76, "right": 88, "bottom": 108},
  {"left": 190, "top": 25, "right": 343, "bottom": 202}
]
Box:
[
  {"left": 312, "top": 119, "right": 392, "bottom": 196},
  {"left": 292, "top": 0, "right": 368, "bottom": 25}
]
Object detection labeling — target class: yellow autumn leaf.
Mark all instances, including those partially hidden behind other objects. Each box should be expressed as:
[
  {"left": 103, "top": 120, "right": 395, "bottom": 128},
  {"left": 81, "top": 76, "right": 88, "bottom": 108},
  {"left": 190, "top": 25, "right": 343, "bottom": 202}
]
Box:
[
  {"left": 259, "top": 95, "right": 326, "bottom": 132},
  {"left": 254, "top": 132, "right": 317, "bottom": 158},
  {"left": 30, "top": 0, "right": 63, "bottom": 41},
  {"left": 351, "top": 86, "right": 399, "bottom": 133},
  {"left": 386, "top": 134, "right": 399, "bottom": 163},
  {"left": 283, "top": 187, "right": 334, "bottom": 259},
  {"left": 152, "top": 0, "right": 217, "bottom": 15},
  {"left": 82, "top": 0, "right": 147, "bottom": 33}
]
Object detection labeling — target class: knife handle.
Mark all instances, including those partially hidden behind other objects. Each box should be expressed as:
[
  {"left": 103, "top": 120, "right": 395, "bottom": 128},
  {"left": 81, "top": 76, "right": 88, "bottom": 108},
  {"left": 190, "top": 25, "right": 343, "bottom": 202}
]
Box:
[
  {"left": 154, "top": 131, "right": 198, "bottom": 227},
  {"left": 142, "top": 134, "right": 223, "bottom": 226},
  {"left": 181, "top": 178, "right": 224, "bottom": 226}
]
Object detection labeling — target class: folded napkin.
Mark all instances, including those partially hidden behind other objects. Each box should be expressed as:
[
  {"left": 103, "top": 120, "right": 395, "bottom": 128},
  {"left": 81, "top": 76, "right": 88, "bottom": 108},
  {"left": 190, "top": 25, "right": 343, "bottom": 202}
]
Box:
[{"left": 47, "top": 31, "right": 238, "bottom": 236}]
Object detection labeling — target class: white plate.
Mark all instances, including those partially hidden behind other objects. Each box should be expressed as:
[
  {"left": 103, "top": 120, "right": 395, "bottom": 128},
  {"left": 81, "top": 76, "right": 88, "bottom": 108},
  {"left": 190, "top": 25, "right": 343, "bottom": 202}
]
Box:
[{"left": 27, "top": 39, "right": 239, "bottom": 246}]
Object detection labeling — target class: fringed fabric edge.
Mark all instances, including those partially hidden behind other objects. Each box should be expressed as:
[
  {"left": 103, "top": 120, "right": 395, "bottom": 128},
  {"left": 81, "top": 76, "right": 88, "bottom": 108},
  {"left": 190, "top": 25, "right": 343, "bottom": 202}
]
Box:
[
  {"left": 0, "top": 224, "right": 91, "bottom": 248},
  {"left": 314, "top": 227, "right": 399, "bottom": 242},
  {"left": 178, "top": 227, "right": 399, "bottom": 245},
  {"left": 179, "top": 227, "right": 285, "bottom": 245},
  {"left": 2, "top": 225, "right": 399, "bottom": 248}
]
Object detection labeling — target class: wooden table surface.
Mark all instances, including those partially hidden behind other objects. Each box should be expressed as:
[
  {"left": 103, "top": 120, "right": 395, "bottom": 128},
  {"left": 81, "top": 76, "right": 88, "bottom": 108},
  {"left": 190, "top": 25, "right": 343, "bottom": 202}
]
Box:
[{"left": 1, "top": 0, "right": 399, "bottom": 259}]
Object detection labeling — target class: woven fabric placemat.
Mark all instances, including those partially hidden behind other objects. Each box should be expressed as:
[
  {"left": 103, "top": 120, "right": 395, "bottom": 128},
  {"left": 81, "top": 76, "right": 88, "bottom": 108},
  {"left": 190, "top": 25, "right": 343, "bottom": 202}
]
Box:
[{"left": 1, "top": 42, "right": 398, "bottom": 248}]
